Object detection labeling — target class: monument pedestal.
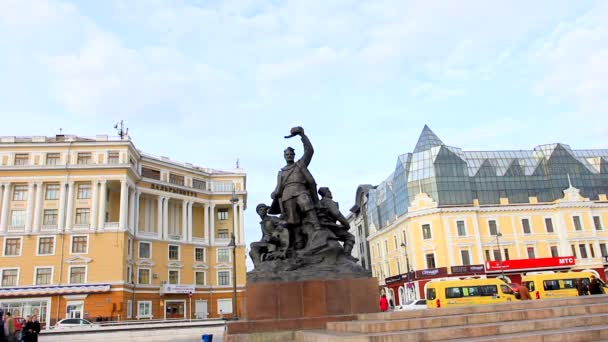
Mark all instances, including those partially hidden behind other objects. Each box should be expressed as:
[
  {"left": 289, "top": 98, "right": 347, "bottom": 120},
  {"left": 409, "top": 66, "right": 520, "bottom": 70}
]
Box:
[{"left": 226, "top": 277, "right": 378, "bottom": 341}]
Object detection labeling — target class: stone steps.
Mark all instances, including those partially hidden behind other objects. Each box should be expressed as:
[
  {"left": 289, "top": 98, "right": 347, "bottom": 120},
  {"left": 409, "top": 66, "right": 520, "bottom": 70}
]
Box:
[{"left": 296, "top": 295, "right": 608, "bottom": 342}]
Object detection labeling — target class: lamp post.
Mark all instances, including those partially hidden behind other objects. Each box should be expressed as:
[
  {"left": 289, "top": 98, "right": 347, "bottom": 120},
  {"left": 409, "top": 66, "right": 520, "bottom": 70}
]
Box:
[
  {"left": 495, "top": 232, "right": 506, "bottom": 281},
  {"left": 400, "top": 242, "right": 412, "bottom": 300},
  {"left": 228, "top": 187, "right": 239, "bottom": 320}
]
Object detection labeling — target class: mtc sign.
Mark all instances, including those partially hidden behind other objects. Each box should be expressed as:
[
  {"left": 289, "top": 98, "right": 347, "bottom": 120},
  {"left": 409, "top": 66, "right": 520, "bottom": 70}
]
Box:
[{"left": 485, "top": 256, "right": 576, "bottom": 272}]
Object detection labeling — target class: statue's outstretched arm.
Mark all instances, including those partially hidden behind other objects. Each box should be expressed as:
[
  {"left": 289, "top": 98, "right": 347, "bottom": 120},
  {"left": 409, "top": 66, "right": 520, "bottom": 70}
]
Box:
[{"left": 300, "top": 132, "right": 314, "bottom": 167}]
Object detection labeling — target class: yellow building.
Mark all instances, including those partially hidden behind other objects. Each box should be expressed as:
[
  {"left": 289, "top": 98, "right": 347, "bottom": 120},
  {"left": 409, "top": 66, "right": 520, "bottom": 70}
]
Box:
[
  {"left": 358, "top": 126, "right": 608, "bottom": 306},
  {"left": 0, "top": 133, "right": 247, "bottom": 328}
]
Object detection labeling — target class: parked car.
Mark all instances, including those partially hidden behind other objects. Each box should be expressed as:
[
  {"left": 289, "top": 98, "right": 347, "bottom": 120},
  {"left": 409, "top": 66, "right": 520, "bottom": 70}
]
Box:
[
  {"left": 53, "top": 318, "right": 100, "bottom": 329},
  {"left": 395, "top": 299, "right": 427, "bottom": 311}
]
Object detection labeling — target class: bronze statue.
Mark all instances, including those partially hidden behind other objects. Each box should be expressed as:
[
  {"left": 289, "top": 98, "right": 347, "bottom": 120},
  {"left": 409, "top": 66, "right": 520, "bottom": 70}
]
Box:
[
  {"left": 248, "top": 127, "right": 370, "bottom": 283},
  {"left": 317, "top": 187, "right": 357, "bottom": 260}
]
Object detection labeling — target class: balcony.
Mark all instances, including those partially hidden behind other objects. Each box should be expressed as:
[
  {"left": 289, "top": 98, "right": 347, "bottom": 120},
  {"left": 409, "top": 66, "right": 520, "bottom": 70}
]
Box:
[
  {"left": 168, "top": 234, "right": 182, "bottom": 241},
  {"left": 41, "top": 225, "right": 58, "bottom": 232},
  {"left": 104, "top": 222, "right": 119, "bottom": 229},
  {"left": 72, "top": 224, "right": 90, "bottom": 231}
]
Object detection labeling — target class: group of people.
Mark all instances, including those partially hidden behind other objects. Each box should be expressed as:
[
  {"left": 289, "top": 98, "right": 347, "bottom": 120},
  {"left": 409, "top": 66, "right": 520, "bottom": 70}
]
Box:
[
  {"left": 0, "top": 310, "right": 40, "bottom": 342},
  {"left": 576, "top": 275, "right": 606, "bottom": 296}
]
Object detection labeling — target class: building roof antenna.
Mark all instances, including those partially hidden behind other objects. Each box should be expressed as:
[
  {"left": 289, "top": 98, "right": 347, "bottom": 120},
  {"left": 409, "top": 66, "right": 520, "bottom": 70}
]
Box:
[{"left": 114, "top": 120, "right": 129, "bottom": 140}]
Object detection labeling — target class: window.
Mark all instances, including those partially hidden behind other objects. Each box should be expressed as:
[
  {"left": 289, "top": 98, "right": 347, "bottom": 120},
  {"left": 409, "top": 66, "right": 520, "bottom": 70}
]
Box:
[
  {"left": 69, "top": 266, "right": 86, "bottom": 284},
  {"left": 168, "top": 270, "right": 179, "bottom": 284},
  {"left": 141, "top": 167, "right": 160, "bottom": 180},
  {"left": 527, "top": 247, "right": 535, "bottom": 259},
  {"left": 504, "top": 248, "right": 510, "bottom": 261},
  {"left": 384, "top": 240, "right": 388, "bottom": 253},
  {"left": 485, "top": 250, "right": 491, "bottom": 261},
  {"left": 169, "top": 174, "right": 184, "bottom": 186},
  {"left": 422, "top": 224, "right": 432, "bottom": 239},
  {"left": 425, "top": 253, "right": 436, "bottom": 269},
  {"left": 4, "top": 238, "right": 21, "bottom": 256},
  {"left": 127, "top": 266, "right": 132, "bottom": 284},
  {"left": 71, "top": 236, "right": 88, "bottom": 254},
  {"left": 138, "top": 269, "right": 150, "bottom": 284},
  {"left": 545, "top": 218, "right": 554, "bottom": 233},
  {"left": 14, "top": 154, "right": 29, "bottom": 165},
  {"left": 573, "top": 216, "right": 582, "bottom": 231},
  {"left": 550, "top": 246, "right": 559, "bottom": 257},
  {"left": 521, "top": 218, "right": 531, "bottom": 234},
  {"left": 218, "top": 271, "right": 230, "bottom": 286},
  {"left": 127, "top": 239, "right": 132, "bottom": 257},
  {"left": 195, "top": 271, "right": 205, "bottom": 285},
  {"left": 460, "top": 250, "right": 471, "bottom": 265},
  {"left": 593, "top": 216, "right": 603, "bottom": 231},
  {"left": 137, "top": 301, "right": 152, "bottom": 319},
  {"left": 589, "top": 244, "right": 595, "bottom": 258},
  {"left": 168, "top": 245, "right": 179, "bottom": 260},
  {"left": 38, "top": 237, "right": 55, "bottom": 255},
  {"left": 10, "top": 210, "right": 25, "bottom": 228},
  {"left": 493, "top": 249, "right": 501, "bottom": 261},
  {"left": 77, "top": 183, "right": 91, "bottom": 199},
  {"left": 1, "top": 269, "right": 18, "bottom": 286},
  {"left": 195, "top": 248, "right": 205, "bottom": 262},
  {"left": 76, "top": 152, "right": 92, "bottom": 165},
  {"left": 127, "top": 300, "right": 133, "bottom": 319},
  {"left": 600, "top": 243, "right": 607, "bottom": 257},
  {"left": 456, "top": 220, "right": 466, "bottom": 236},
  {"left": 217, "top": 248, "right": 230, "bottom": 263},
  {"left": 108, "top": 151, "right": 120, "bottom": 164},
  {"left": 193, "top": 179, "right": 206, "bottom": 191},
  {"left": 579, "top": 244, "right": 588, "bottom": 258},
  {"left": 46, "top": 153, "right": 60, "bottom": 165},
  {"left": 42, "top": 209, "right": 58, "bottom": 227},
  {"left": 45, "top": 183, "right": 60, "bottom": 200},
  {"left": 139, "top": 242, "right": 151, "bottom": 259},
  {"left": 488, "top": 220, "right": 497, "bottom": 235},
  {"left": 571, "top": 245, "right": 577, "bottom": 258},
  {"left": 12, "top": 185, "right": 27, "bottom": 201},
  {"left": 217, "top": 209, "right": 229, "bottom": 221},
  {"left": 217, "top": 229, "right": 229, "bottom": 239},
  {"left": 75, "top": 208, "right": 90, "bottom": 225},
  {"left": 393, "top": 236, "right": 398, "bottom": 249},
  {"left": 35, "top": 268, "right": 52, "bottom": 285}
]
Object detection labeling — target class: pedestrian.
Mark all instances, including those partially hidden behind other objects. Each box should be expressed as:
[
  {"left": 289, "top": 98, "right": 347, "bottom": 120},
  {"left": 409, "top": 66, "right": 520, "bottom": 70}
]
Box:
[
  {"left": 589, "top": 276, "right": 605, "bottom": 295},
  {"left": 0, "top": 308, "right": 5, "bottom": 342},
  {"left": 518, "top": 284, "right": 532, "bottom": 300},
  {"left": 22, "top": 315, "right": 40, "bottom": 342},
  {"left": 4, "top": 313, "right": 15, "bottom": 342},
  {"left": 388, "top": 298, "right": 394, "bottom": 310},
  {"left": 379, "top": 294, "right": 389, "bottom": 312}
]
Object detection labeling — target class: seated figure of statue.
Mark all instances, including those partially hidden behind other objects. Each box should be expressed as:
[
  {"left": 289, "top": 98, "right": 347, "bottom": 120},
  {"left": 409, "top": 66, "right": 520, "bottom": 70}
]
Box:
[
  {"left": 317, "top": 187, "right": 357, "bottom": 260},
  {"left": 249, "top": 204, "right": 290, "bottom": 267}
]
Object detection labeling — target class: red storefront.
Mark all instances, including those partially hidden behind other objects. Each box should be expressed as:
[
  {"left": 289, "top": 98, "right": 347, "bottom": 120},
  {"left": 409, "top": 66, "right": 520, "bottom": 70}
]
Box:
[{"left": 485, "top": 256, "right": 578, "bottom": 284}]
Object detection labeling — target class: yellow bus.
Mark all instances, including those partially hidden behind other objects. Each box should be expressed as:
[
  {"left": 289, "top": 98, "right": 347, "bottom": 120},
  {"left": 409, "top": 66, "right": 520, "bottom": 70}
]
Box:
[
  {"left": 426, "top": 278, "right": 516, "bottom": 308},
  {"left": 521, "top": 271, "right": 595, "bottom": 300}
]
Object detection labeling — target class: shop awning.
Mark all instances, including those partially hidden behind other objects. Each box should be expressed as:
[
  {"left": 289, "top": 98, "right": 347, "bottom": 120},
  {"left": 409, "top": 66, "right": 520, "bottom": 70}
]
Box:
[{"left": 0, "top": 284, "right": 111, "bottom": 297}]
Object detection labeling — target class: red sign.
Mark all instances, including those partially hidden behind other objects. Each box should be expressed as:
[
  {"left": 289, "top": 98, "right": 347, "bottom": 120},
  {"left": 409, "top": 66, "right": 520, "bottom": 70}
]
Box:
[{"left": 485, "top": 256, "right": 575, "bottom": 271}]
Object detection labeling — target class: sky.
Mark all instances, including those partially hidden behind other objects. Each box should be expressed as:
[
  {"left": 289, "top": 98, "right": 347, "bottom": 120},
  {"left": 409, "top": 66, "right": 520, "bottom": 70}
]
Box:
[{"left": 1, "top": 0, "right": 607, "bottom": 268}]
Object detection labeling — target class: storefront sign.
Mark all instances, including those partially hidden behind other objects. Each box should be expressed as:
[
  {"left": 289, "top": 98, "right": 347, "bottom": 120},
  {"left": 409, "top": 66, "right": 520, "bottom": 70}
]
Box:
[
  {"left": 485, "top": 256, "right": 575, "bottom": 271},
  {"left": 385, "top": 272, "right": 414, "bottom": 284},
  {"left": 160, "top": 284, "right": 195, "bottom": 295},
  {"left": 451, "top": 264, "right": 485, "bottom": 274},
  {"left": 415, "top": 267, "right": 447, "bottom": 279}
]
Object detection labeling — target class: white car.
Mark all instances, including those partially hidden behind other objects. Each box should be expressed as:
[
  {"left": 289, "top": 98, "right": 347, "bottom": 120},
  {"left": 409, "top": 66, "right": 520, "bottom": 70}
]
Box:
[
  {"left": 54, "top": 318, "right": 100, "bottom": 329},
  {"left": 395, "top": 299, "right": 427, "bottom": 311}
]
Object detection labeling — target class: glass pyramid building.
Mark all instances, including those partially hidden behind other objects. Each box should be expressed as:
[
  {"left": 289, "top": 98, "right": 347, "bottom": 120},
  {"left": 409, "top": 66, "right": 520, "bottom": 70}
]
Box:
[{"left": 366, "top": 125, "right": 608, "bottom": 230}]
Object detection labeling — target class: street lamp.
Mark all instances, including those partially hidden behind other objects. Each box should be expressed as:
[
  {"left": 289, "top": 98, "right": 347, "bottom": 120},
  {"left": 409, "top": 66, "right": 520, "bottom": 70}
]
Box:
[
  {"left": 495, "top": 232, "right": 506, "bottom": 281},
  {"left": 400, "top": 242, "right": 411, "bottom": 281},
  {"left": 228, "top": 185, "right": 239, "bottom": 321}
]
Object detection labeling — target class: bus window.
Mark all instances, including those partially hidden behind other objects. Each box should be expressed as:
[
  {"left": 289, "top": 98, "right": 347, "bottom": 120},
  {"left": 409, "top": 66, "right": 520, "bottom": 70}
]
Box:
[
  {"left": 523, "top": 281, "right": 535, "bottom": 291},
  {"left": 446, "top": 287, "right": 463, "bottom": 298},
  {"left": 501, "top": 285, "right": 514, "bottom": 294},
  {"left": 543, "top": 280, "right": 560, "bottom": 291},
  {"left": 480, "top": 285, "right": 498, "bottom": 296},
  {"left": 426, "top": 288, "right": 436, "bottom": 300}
]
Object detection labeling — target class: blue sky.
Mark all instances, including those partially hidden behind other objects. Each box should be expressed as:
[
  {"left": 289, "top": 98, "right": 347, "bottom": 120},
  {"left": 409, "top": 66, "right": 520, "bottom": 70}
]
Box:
[{"left": 1, "top": 0, "right": 607, "bottom": 259}]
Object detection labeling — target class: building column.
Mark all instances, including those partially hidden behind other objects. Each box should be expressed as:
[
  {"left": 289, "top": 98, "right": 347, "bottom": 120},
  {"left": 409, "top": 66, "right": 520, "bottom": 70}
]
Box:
[
  {"left": 119, "top": 180, "right": 129, "bottom": 230},
  {"left": 203, "top": 203, "right": 209, "bottom": 243},
  {"left": 232, "top": 201, "right": 238, "bottom": 242},
  {"left": 209, "top": 203, "right": 216, "bottom": 245},
  {"left": 57, "top": 182, "right": 67, "bottom": 232},
  {"left": 472, "top": 212, "right": 484, "bottom": 264},
  {"left": 134, "top": 191, "right": 141, "bottom": 233},
  {"left": 188, "top": 202, "right": 193, "bottom": 242},
  {"left": 98, "top": 181, "right": 107, "bottom": 230},
  {"left": 163, "top": 197, "right": 169, "bottom": 239},
  {"left": 32, "top": 182, "right": 44, "bottom": 233},
  {"left": 90, "top": 181, "right": 99, "bottom": 231},
  {"left": 157, "top": 196, "right": 164, "bottom": 239},
  {"left": 25, "top": 182, "right": 35, "bottom": 233},
  {"left": 64, "top": 181, "right": 75, "bottom": 232},
  {"left": 128, "top": 187, "right": 136, "bottom": 232},
  {"left": 238, "top": 202, "right": 245, "bottom": 245},
  {"left": 442, "top": 217, "right": 454, "bottom": 267},
  {"left": 182, "top": 200, "right": 188, "bottom": 242},
  {"left": 0, "top": 183, "right": 11, "bottom": 233}
]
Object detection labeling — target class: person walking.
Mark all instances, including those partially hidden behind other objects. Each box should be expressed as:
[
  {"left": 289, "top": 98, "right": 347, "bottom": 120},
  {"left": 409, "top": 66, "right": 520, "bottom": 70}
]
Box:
[
  {"left": 22, "top": 315, "right": 40, "bottom": 342},
  {"left": 518, "top": 284, "right": 532, "bottom": 300},
  {"left": 4, "top": 313, "right": 15, "bottom": 342},
  {"left": 576, "top": 279, "right": 589, "bottom": 296},
  {"left": 589, "top": 276, "right": 605, "bottom": 295},
  {"left": 379, "top": 294, "right": 389, "bottom": 312}
]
